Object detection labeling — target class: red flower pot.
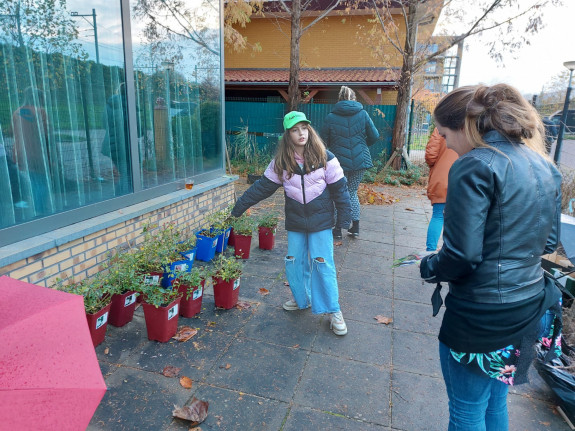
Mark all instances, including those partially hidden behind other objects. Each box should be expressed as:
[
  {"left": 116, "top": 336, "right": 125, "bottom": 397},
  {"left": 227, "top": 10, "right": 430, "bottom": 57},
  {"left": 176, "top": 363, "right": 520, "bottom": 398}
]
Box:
[
  {"left": 258, "top": 226, "right": 276, "bottom": 250},
  {"left": 212, "top": 276, "right": 241, "bottom": 309},
  {"left": 234, "top": 234, "right": 252, "bottom": 259},
  {"left": 109, "top": 290, "right": 138, "bottom": 327},
  {"left": 178, "top": 280, "right": 205, "bottom": 318},
  {"left": 142, "top": 297, "right": 182, "bottom": 342},
  {"left": 85, "top": 302, "right": 112, "bottom": 347},
  {"left": 228, "top": 228, "right": 236, "bottom": 247}
]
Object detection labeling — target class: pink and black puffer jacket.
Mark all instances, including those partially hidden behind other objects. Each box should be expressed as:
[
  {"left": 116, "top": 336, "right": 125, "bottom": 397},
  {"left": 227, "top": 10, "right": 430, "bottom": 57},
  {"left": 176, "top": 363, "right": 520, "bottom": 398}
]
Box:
[{"left": 231, "top": 151, "right": 352, "bottom": 233}]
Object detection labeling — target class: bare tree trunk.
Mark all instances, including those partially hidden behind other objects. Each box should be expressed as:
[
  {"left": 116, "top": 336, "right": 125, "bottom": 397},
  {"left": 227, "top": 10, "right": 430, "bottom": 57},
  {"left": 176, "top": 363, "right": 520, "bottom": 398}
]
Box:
[
  {"left": 391, "top": 0, "right": 418, "bottom": 170},
  {"left": 288, "top": 0, "right": 302, "bottom": 111}
]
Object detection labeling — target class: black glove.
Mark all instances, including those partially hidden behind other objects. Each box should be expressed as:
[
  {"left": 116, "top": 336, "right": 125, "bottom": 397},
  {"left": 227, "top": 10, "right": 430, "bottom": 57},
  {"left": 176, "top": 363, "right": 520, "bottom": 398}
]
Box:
[{"left": 420, "top": 253, "right": 439, "bottom": 284}]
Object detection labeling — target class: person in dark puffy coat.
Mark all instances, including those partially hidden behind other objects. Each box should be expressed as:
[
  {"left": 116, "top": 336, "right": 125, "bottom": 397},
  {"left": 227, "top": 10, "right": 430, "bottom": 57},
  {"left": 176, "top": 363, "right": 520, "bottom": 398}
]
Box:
[
  {"left": 231, "top": 111, "right": 352, "bottom": 336},
  {"left": 321, "top": 86, "right": 379, "bottom": 238}
]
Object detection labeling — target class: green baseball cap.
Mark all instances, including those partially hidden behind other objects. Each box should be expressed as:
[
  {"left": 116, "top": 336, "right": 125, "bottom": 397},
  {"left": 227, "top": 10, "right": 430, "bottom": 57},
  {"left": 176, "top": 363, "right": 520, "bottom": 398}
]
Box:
[{"left": 283, "top": 111, "right": 311, "bottom": 130}]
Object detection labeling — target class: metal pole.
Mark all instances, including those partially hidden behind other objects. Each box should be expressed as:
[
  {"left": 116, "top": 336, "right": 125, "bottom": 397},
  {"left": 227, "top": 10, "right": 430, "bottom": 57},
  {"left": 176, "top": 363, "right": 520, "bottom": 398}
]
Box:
[
  {"left": 92, "top": 9, "right": 100, "bottom": 64},
  {"left": 554, "top": 68, "right": 574, "bottom": 164}
]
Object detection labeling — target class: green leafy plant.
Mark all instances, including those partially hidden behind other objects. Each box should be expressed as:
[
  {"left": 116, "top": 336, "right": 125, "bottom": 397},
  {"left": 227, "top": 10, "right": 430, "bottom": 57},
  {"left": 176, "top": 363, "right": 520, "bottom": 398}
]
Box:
[
  {"left": 52, "top": 274, "right": 111, "bottom": 314},
  {"left": 140, "top": 283, "right": 181, "bottom": 308},
  {"left": 175, "top": 236, "right": 196, "bottom": 254},
  {"left": 173, "top": 266, "right": 210, "bottom": 299},
  {"left": 257, "top": 212, "right": 280, "bottom": 228},
  {"left": 212, "top": 254, "right": 243, "bottom": 282},
  {"left": 100, "top": 249, "right": 142, "bottom": 296},
  {"left": 207, "top": 206, "right": 233, "bottom": 234},
  {"left": 230, "top": 213, "right": 256, "bottom": 236}
]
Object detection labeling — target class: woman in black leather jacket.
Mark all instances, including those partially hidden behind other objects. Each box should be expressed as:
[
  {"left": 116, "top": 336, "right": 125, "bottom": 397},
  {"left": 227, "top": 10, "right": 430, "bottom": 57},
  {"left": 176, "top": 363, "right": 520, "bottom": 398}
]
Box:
[{"left": 420, "top": 84, "right": 562, "bottom": 431}]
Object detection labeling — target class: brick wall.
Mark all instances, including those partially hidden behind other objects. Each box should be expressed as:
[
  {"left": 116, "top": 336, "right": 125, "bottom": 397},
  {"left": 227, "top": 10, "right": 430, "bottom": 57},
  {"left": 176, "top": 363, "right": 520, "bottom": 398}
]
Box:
[{"left": 0, "top": 183, "right": 236, "bottom": 288}]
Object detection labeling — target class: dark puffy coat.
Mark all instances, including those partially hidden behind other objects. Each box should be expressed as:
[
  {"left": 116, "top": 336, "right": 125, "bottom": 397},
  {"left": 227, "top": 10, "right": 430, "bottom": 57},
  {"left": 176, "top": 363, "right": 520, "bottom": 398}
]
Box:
[
  {"left": 231, "top": 151, "right": 352, "bottom": 233},
  {"left": 320, "top": 101, "right": 379, "bottom": 171}
]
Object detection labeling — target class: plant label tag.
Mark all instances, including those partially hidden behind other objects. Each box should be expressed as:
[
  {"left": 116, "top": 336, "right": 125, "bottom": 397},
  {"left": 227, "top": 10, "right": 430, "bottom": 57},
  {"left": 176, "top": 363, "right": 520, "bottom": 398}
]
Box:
[
  {"left": 95, "top": 312, "right": 108, "bottom": 329},
  {"left": 211, "top": 239, "right": 218, "bottom": 248},
  {"left": 144, "top": 275, "right": 160, "bottom": 285},
  {"left": 167, "top": 304, "right": 178, "bottom": 320},
  {"left": 124, "top": 294, "right": 136, "bottom": 307},
  {"left": 174, "top": 263, "right": 188, "bottom": 272},
  {"left": 184, "top": 251, "right": 195, "bottom": 260},
  {"left": 233, "top": 278, "right": 240, "bottom": 290},
  {"left": 225, "top": 230, "right": 230, "bottom": 239},
  {"left": 193, "top": 287, "right": 203, "bottom": 300},
  {"left": 273, "top": 228, "right": 277, "bottom": 235}
]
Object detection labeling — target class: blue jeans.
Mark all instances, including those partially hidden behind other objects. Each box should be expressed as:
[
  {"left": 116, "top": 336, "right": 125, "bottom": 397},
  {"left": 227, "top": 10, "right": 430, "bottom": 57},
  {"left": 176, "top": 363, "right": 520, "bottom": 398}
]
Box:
[
  {"left": 426, "top": 203, "right": 445, "bottom": 251},
  {"left": 285, "top": 229, "right": 340, "bottom": 314},
  {"left": 439, "top": 342, "right": 509, "bottom": 431}
]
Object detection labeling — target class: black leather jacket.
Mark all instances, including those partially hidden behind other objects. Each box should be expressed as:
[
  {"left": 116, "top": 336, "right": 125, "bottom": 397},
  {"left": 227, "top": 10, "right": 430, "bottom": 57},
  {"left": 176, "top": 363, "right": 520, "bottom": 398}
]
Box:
[{"left": 421, "top": 131, "right": 562, "bottom": 304}]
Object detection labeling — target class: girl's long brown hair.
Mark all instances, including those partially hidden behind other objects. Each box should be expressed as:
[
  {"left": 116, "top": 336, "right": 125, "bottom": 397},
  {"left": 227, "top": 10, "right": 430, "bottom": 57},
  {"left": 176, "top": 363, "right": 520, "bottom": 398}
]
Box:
[{"left": 273, "top": 123, "right": 327, "bottom": 179}]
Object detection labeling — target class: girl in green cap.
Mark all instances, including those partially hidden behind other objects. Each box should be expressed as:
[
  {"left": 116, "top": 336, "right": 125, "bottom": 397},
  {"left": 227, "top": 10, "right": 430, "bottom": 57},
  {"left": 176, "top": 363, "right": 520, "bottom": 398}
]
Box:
[{"left": 231, "top": 111, "right": 352, "bottom": 335}]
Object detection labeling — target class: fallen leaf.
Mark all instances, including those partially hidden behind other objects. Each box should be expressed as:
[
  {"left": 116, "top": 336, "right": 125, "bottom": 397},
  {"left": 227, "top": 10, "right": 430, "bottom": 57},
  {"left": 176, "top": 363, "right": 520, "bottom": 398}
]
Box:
[
  {"left": 236, "top": 301, "right": 251, "bottom": 309},
  {"left": 292, "top": 344, "right": 300, "bottom": 349},
  {"left": 207, "top": 321, "right": 217, "bottom": 327},
  {"left": 172, "top": 397, "right": 209, "bottom": 424},
  {"left": 180, "top": 376, "right": 193, "bottom": 389},
  {"left": 284, "top": 281, "right": 290, "bottom": 286},
  {"left": 258, "top": 288, "right": 269, "bottom": 296},
  {"left": 334, "top": 241, "right": 343, "bottom": 246},
  {"left": 193, "top": 341, "right": 201, "bottom": 351},
  {"left": 220, "top": 363, "right": 231, "bottom": 370},
  {"left": 405, "top": 208, "right": 414, "bottom": 212},
  {"left": 104, "top": 347, "right": 109, "bottom": 355},
  {"left": 173, "top": 326, "right": 198, "bottom": 342},
  {"left": 374, "top": 315, "right": 393, "bottom": 325},
  {"left": 163, "top": 366, "right": 182, "bottom": 377},
  {"left": 189, "top": 427, "right": 202, "bottom": 431}
]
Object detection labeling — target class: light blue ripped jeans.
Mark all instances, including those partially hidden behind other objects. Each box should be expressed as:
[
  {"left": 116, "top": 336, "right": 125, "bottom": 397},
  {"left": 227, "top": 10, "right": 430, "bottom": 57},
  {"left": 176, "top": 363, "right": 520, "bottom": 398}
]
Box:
[{"left": 285, "top": 229, "right": 341, "bottom": 314}]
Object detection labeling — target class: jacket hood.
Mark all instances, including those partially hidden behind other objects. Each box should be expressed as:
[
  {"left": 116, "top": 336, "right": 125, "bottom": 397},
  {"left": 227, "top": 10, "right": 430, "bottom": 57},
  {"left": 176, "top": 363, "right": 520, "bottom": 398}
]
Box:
[{"left": 332, "top": 100, "right": 363, "bottom": 116}]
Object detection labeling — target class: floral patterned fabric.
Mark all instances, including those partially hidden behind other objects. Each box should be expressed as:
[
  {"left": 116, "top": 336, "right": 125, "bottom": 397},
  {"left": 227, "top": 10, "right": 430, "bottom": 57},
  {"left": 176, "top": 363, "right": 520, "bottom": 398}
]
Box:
[{"left": 449, "top": 300, "right": 563, "bottom": 386}]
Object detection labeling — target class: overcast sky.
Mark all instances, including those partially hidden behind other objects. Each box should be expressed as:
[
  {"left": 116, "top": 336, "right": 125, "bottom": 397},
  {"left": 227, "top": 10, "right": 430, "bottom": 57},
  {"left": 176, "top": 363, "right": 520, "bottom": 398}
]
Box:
[{"left": 455, "top": 1, "right": 575, "bottom": 95}]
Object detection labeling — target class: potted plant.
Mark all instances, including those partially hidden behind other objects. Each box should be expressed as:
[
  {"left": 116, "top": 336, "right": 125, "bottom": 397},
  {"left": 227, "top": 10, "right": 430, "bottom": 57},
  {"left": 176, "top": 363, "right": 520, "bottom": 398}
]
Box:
[
  {"left": 176, "top": 235, "right": 197, "bottom": 263},
  {"left": 230, "top": 213, "right": 256, "bottom": 259},
  {"left": 195, "top": 226, "right": 219, "bottom": 262},
  {"left": 53, "top": 274, "right": 112, "bottom": 347},
  {"left": 211, "top": 255, "right": 244, "bottom": 309},
  {"left": 207, "top": 206, "right": 233, "bottom": 253},
  {"left": 173, "top": 266, "right": 210, "bottom": 318},
  {"left": 102, "top": 250, "right": 141, "bottom": 327},
  {"left": 139, "top": 274, "right": 182, "bottom": 342},
  {"left": 257, "top": 212, "right": 280, "bottom": 250}
]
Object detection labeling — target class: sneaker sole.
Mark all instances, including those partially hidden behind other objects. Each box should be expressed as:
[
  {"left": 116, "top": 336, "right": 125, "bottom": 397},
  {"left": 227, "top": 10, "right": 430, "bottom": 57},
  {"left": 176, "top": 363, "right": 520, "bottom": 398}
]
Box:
[
  {"left": 347, "top": 232, "right": 359, "bottom": 237},
  {"left": 332, "top": 326, "right": 347, "bottom": 335},
  {"left": 283, "top": 304, "right": 310, "bottom": 311}
]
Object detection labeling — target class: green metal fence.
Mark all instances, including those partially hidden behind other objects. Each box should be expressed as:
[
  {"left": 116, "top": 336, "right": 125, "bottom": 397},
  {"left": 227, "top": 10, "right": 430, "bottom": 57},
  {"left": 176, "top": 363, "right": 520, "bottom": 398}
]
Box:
[{"left": 225, "top": 101, "right": 396, "bottom": 162}]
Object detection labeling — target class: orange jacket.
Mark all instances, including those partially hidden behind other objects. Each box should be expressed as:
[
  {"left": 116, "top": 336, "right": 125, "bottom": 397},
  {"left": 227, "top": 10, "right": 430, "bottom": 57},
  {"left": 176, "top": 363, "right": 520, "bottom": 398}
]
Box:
[{"left": 425, "top": 128, "right": 458, "bottom": 204}]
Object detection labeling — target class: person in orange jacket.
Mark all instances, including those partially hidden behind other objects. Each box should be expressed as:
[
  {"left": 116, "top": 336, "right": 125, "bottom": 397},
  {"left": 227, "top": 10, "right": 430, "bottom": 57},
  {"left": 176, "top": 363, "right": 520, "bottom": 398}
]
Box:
[{"left": 425, "top": 128, "right": 458, "bottom": 251}]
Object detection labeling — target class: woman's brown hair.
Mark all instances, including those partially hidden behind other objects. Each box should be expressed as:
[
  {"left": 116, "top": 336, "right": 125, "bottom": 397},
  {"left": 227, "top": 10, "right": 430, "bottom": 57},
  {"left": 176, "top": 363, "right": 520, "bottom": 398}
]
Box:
[{"left": 273, "top": 123, "right": 327, "bottom": 179}]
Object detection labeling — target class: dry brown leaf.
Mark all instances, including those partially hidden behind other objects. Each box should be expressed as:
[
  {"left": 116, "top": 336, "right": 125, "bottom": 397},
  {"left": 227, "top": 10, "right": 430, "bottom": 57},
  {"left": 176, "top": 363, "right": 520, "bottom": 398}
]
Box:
[
  {"left": 163, "top": 366, "right": 182, "bottom": 377},
  {"left": 258, "top": 288, "right": 269, "bottom": 296},
  {"left": 236, "top": 301, "right": 251, "bottom": 309},
  {"left": 374, "top": 315, "right": 393, "bottom": 325},
  {"left": 172, "top": 397, "right": 209, "bottom": 424},
  {"left": 192, "top": 341, "right": 201, "bottom": 351},
  {"left": 180, "top": 376, "right": 193, "bottom": 389},
  {"left": 207, "top": 321, "right": 217, "bottom": 327},
  {"left": 225, "top": 363, "right": 231, "bottom": 369},
  {"left": 284, "top": 281, "right": 290, "bottom": 286},
  {"left": 334, "top": 241, "right": 343, "bottom": 246},
  {"left": 189, "top": 427, "right": 202, "bottom": 431},
  {"left": 173, "top": 326, "right": 198, "bottom": 342},
  {"left": 405, "top": 208, "right": 414, "bottom": 212},
  {"left": 104, "top": 347, "right": 109, "bottom": 355}
]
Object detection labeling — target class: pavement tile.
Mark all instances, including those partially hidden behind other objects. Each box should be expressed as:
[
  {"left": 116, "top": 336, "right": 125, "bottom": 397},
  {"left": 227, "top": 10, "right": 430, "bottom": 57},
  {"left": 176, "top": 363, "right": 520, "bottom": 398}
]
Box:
[
  {"left": 508, "top": 392, "right": 570, "bottom": 431},
  {"left": 283, "top": 405, "right": 390, "bottom": 430},
  {"left": 390, "top": 370, "right": 449, "bottom": 431},
  {"left": 346, "top": 238, "right": 395, "bottom": 256},
  {"left": 392, "top": 299, "right": 443, "bottom": 335},
  {"left": 393, "top": 275, "right": 432, "bottom": 304},
  {"left": 165, "top": 384, "right": 289, "bottom": 431},
  {"left": 88, "top": 367, "right": 192, "bottom": 431},
  {"left": 122, "top": 328, "right": 234, "bottom": 381},
  {"left": 338, "top": 288, "right": 393, "bottom": 325},
  {"left": 294, "top": 352, "right": 391, "bottom": 425},
  {"left": 392, "top": 329, "right": 442, "bottom": 378},
  {"left": 341, "top": 251, "right": 394, "bottom": 275},
  {"left": 191, "top": 295, "right": 258, "bottom": 335},
  {"left": 338, "top": 268, "right": 393, "bottom": 298},
  {"left": 239, "top": 303, "right": 321, "bottom": 349},
  {"left": 312, "top": 319, "right": 392, "bottom": 365},
  {"left": 203, "top": 338, "right": 308, "bottom": 402}
]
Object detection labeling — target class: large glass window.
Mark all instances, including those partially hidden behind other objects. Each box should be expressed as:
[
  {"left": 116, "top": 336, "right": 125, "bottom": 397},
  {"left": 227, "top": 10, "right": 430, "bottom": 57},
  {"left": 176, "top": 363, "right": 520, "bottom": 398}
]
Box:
[{"left": 0, "top": 0, "right": 223, "bottom": 232}]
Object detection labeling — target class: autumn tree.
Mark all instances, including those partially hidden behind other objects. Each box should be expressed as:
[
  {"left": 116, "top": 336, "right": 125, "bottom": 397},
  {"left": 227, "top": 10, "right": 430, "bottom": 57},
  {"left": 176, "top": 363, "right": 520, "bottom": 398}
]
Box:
[
  {"left": 538, "top": 70, "right": 571, "bottom": 114},
  {"left": 360, "top": 0, "right": 562, "bottom": 169}
]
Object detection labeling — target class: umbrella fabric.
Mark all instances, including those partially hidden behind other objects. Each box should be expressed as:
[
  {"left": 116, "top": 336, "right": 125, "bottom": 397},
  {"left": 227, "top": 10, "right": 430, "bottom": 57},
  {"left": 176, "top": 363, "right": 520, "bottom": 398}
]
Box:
[{"left": 0, "top": 276, "right": 106, "bottom": 430}]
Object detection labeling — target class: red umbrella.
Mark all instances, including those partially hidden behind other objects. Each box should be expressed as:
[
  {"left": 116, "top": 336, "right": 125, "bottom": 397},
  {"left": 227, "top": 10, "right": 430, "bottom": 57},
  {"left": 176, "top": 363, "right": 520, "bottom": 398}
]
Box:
[{"left": 0, "top": 276, "right": 107, "bottom": 430}]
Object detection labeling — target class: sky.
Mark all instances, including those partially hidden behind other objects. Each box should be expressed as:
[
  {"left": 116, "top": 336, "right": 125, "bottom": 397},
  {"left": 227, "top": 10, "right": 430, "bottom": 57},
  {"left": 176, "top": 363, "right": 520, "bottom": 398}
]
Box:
[{"left": 454, "top": 1, "right": 575, "bottom": 96}]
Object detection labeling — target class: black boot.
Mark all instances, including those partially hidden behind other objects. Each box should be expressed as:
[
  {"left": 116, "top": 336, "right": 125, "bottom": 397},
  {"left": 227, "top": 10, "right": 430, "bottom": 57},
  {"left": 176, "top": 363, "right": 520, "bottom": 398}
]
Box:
[
  {"left": 348, "top": 220, "right": 359, "bottom": 237},
  {"left": 332, "top": 227, "right": 342, "bottom": 240}
]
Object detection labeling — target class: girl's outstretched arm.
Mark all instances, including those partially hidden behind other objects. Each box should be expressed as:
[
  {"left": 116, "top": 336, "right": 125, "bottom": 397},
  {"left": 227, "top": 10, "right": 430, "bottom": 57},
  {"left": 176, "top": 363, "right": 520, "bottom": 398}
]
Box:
[{"left": 231, "top": 161, "right": 282, "bottom": 217}]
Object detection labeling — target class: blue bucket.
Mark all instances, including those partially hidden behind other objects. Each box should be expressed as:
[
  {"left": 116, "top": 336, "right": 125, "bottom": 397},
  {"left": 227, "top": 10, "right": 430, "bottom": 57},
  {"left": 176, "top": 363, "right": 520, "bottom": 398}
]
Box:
[{"left": 195, "top": 231, "right": 218, "bottom": 262}]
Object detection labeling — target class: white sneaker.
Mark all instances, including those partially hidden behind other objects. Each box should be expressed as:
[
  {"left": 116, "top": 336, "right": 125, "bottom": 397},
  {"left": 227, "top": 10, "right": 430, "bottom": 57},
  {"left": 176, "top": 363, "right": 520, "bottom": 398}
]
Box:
[
  {"left": 282, "top": 299, "right": 310, "bottom": 311},
  {"left": 330, "top": 311, "right": 347, "bottom": 335}
]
